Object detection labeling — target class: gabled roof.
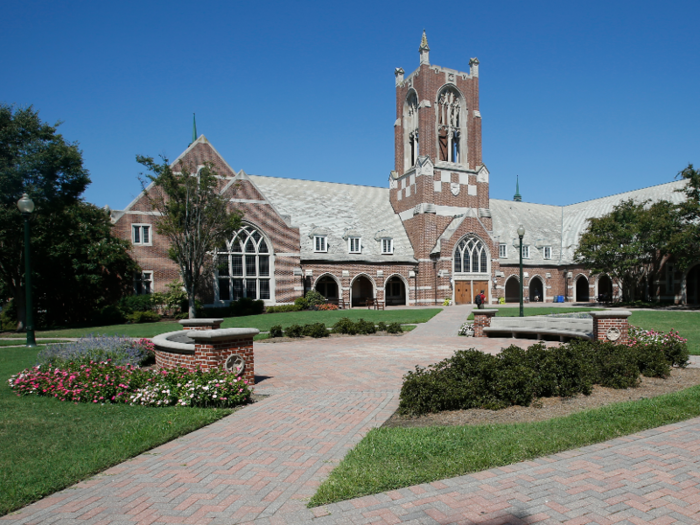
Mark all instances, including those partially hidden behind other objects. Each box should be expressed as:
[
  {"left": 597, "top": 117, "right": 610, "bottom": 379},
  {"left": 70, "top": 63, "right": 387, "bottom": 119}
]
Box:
[{"left": 248, "top": 175, "right": 416, "bottom": 263}]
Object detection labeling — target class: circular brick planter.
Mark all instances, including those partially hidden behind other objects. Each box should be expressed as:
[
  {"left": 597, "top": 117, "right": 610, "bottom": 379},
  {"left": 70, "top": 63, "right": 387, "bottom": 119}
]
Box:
[{"left": 152, "top": 327, "right": 259, "bottom": 385}]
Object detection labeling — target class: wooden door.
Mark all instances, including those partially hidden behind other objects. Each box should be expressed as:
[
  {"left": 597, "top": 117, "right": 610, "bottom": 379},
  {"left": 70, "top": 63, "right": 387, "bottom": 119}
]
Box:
[
  {"left": 472, "top": 281, "right": 489, "bottom": 305},
  {"left": 455, "top": 281, "right": 472, "bottom": 305}
]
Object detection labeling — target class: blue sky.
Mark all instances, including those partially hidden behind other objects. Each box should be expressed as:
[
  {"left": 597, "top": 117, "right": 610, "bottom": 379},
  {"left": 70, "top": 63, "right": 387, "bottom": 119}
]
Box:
[{"left": 3, "top": 1, "right": 699, "bottom": 209}]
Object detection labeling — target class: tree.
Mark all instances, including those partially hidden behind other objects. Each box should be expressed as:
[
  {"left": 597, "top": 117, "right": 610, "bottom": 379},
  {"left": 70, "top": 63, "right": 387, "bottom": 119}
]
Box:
[
  {"left": 0, "top": 104, "right": 138, "bottom": 329},
  {"left": 137, "top": 156, "right": 242, "bottom": 318},
  {"left": 669, "top": 164, "right": 700, "bottom": 273},
  {"left": 0, "top": 104, "right": 89, "bottom": 328}
]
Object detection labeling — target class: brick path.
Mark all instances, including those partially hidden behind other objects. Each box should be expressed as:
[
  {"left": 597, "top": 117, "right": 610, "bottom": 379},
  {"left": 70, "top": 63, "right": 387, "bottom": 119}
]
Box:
[{"left": 4, "top": 306, "right": 700, "bottom": 524}]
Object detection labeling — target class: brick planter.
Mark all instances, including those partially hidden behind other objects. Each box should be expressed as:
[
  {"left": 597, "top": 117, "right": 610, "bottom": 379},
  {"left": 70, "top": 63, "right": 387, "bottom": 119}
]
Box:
[
  {"left": 152, "top": 328, "right": 259, "bottom": 385},
  {"left": 590, "top": 310, "right": 632, "bottom": 345},
  {"left": 473, "top": 309, "right": 499, "bottom": 337}
]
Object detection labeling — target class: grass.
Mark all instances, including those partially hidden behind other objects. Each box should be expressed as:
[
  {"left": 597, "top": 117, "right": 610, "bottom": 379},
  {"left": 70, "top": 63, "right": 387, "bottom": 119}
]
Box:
[
  {"left": 31, "top": 309, "right": 442, "bottom": 339},
  {"left": 629, "top": 311, "right": 700, "bottom": 355},
  {"left": 0, "top": 347, "right": 235, "bottom": 516},
  {"left": 309, "top": 384, "right": 700, "bottom": 507}
]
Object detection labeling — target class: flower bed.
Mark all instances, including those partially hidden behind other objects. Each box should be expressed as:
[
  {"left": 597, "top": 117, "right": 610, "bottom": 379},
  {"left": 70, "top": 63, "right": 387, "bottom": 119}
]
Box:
[{"left": 8, "top": 361, "right": 252, "bottom": 408}]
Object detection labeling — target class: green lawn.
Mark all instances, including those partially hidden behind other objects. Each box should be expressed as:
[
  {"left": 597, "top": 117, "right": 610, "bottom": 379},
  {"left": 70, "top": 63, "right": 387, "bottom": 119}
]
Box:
[
  {"left": 33, "top": 309, "right": 442, "bottom": 338},
  {"left": 629, "top": 311, "right": 700, "bottom": 355},
  {"left": 0, "top": 340, "right": 68, "bottom": 347},
  {"left": 0, "top": 347, "right": 235, "bottom": 516},
  {"left": 309, "top": 385, "right": 700, "bottom": 507}
]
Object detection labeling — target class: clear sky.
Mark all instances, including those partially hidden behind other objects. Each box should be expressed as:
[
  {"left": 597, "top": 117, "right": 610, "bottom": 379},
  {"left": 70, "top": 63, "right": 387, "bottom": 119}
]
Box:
[{"left": 3, "top": 1, "right": 699, "bottom": 210}]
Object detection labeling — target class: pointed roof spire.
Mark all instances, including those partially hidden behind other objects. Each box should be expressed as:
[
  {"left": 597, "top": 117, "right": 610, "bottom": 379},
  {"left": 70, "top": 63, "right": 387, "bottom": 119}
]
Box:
[
  {"left": 419, "top": 29, "right": 430, "bottom": 51},
  {"left": 513, "top": 175, "right": 522, "bottom": 202},
  {"left": 419, "top": 30, "right": 430, "bottom": 65},
  {"left": 192, "top": 113, "right": 197, "bottom": 144}
]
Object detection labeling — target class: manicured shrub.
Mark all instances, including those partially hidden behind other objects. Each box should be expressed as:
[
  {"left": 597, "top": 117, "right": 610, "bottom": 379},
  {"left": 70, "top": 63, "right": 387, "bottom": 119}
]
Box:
[
  {"left": 266, "top": 304, "right": 304, "bottom": 313},
  {"left": 285, "top": 324, "right": 304, "bottom": 338},
  {"left": 628, "top": 326, "right": 689, "bottom": 368},
  {"left": 294, "top": 296, "right": 309, "bottom": 309},
  {"left": 377, "top": 321, "right": 387, "bottom": 332},
  {"left": 269, "top": 325, "right": 284, "bottom": 338},
  {"left": 302, "top": 323, "right": 329, "bottom": 338},
  {"left": 37, "top": 335, "right": 154, "bottom": 368},
  {"left": 634, "top": 342, "right": 672, "bottom": 378},
  {"left": 386, "top": 322, "right": 403, "bottom": 334},
  {"left": 125, "top": 310, "right": 161, "bottom": 324},
  {"left": 305, "top": 290, "right": 326, "bottom": 307},
  {"left": 356, "top": 319, "right": 376, "bottom": 334},
  {"left": 332, "top": 317, "right": 358, "bottom": 335},
  {"left": 120, "top": 294, "right": 157, "bottom": 314},
  {"left": 592, "top": 342, "right": 640, "bottom": 389},
  {"left": 94, "top": 304, "right": 126, "bottom": 326}
]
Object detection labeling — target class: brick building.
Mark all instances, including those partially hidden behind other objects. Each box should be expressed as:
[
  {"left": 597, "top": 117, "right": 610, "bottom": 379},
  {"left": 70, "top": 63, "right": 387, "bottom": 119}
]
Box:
[{"left": 110, "top": 32, "right": 700, "bottom": 307}]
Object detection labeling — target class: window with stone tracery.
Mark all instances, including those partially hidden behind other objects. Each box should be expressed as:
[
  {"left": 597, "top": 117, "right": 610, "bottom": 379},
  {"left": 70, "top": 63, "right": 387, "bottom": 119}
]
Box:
[
  {"left": 437, "top": 87, "right": 463, "bottom": 164},
  {"left": 404, "top": 91, "right": 419, "bottom": 170},
  {"left": 454, "top": 236, "right": 489, "bottom": 274},
  {"left": 215, "top": 224, "right": 272, "bottom": 302}
]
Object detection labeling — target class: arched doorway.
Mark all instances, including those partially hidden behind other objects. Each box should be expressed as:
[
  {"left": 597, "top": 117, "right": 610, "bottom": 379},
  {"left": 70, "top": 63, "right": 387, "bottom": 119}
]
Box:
[
  {"left": 385, "top": 276, "right": 406, "bottom": 306},
  {"left": 315, "top": 275, "right": 339, "bottom": 302},
  {"left": 687, "top": 264, "right": 700, "bottom": 305},
  {"left": 598, "top": 275, "right": 613, "bottom": 303},
  {"left": 505, "top": 277, "right": 520, "bottom": 303},
  {"left": 529, "top": 277, "right": 544, "bottom": 302},
  {"left": 575, "top": 276, "right": 589, "bottom": 302},
  {"left": 351, "top": 275, "right": 374, "bottom": 307}
]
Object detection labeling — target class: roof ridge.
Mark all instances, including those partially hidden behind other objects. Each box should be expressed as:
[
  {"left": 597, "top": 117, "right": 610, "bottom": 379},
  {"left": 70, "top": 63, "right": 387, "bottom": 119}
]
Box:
[
  {"left": 248, "top": 174, "right": 388, "bottom": 190},
  {"left": 564, "top": 179, "right": 686, "bottom": 208}
]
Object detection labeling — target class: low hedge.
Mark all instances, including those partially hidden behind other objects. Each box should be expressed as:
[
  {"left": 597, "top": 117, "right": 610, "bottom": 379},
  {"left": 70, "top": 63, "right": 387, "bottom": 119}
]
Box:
[
  {"left": 399, "top": 336, "right": 689, "bottom": 416},
  {"left": 331, "top": 318, "right": 402, "bottom": 335},
  {"left": 265, "top": 304, "right": 304, "bottom": 313}
]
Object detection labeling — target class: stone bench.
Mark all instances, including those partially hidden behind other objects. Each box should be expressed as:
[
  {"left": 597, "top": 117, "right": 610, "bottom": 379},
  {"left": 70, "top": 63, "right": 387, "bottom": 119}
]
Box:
[{"left": 473, "top": 309, "right": 632, "bottom": 344}]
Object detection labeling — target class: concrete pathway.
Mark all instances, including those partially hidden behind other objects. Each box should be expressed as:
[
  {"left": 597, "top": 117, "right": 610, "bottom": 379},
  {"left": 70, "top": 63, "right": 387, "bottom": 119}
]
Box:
[{"left": 3, "top": 306, "right": 700, "bottom": 524}]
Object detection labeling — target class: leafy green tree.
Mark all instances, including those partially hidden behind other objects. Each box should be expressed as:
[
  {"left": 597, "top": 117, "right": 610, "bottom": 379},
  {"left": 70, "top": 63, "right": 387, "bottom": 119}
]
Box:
[
  {"left": 670, "top": 164, "right": 700, "bottom": 273},
  {"left": 0, "top": 104, "right": 137, "bottom": 329},
  {"left": 137, "top": 156, "right": 242, "bottom": 318}
]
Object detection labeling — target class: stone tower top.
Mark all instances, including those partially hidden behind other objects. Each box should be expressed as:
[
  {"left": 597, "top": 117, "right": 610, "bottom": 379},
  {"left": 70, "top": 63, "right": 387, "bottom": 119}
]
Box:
[{"left": 419, "top": 30, "right": 430, "bottom": 65}]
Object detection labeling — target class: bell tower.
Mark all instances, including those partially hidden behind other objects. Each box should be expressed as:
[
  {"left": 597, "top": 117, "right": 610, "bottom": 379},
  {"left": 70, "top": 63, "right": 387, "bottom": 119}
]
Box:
[{"left": 390, "top": 32, "right": 493, "bottom": 305}]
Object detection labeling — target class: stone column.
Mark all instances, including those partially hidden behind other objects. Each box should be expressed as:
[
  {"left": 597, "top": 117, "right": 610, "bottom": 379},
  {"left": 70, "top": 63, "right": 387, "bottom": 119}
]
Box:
[
  {"left": 590, "top": 310, "right": 632, "bottom": 344},
  {"left": 179, "top": 318, "right": 224, "bottom": 331},
  {"left": 473, "top": 309, "right": 498, "bottom": 338}
]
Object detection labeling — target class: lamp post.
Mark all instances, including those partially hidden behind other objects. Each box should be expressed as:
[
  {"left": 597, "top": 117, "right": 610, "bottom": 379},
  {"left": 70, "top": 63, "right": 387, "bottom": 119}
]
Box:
[
  {"left": 17, "top": 194, "right": 37, "bottom": 348},
  {"left": 517, "top": 224, "right": 525, "bottom": 317}
]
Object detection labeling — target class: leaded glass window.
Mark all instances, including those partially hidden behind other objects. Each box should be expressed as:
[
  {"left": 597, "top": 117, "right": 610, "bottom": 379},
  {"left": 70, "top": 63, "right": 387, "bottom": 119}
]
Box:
[
  {"left": 453, "top": 236, "right": 489, "bottom": 274},
  {"left": 216, "top": 225, "right": 273, "bottom": 301}
]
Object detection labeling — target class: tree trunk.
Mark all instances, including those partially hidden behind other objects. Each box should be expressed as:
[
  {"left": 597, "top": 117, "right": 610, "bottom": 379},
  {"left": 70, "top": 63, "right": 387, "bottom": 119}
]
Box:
[{"left": 188, "top": 293, "right": 196, "bottom": 319}]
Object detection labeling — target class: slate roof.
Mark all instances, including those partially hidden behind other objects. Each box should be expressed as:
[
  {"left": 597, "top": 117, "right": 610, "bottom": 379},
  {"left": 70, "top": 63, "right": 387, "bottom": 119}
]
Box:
[
  {"left": 247, "top": 175, "right": 417, "bottom": 264},
  {"left": 491, "top": 179, "right": 688, "bottom": 266}
]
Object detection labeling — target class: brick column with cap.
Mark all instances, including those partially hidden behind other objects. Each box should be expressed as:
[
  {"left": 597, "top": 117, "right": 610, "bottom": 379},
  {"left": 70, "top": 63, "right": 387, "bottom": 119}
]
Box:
[
  {"left": 179, "top": 318, "right": 224, "bottom": 331},
  {"left": 473, "top": 309, "right": 498, "bottom": 337},
  {"left": 590, "top": 310, "right": 632, "bottom": 344}
]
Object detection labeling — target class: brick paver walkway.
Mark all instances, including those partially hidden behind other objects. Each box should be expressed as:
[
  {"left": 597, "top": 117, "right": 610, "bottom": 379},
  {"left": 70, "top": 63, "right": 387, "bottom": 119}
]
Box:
[{"left": 4, "top": 306, "right": 700, "bottom": 524}]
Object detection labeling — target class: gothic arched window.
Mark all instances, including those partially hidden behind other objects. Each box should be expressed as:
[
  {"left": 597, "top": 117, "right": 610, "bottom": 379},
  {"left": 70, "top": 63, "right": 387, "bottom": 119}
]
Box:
[
  {"left": 437, "top": 87, "right": 464, "bottom": 164},
  {"left": 216, "top": 224, "right": 272, "bottom": 301},
  {"left": 404, "top": 91, "right": 419, "bottom": 170},
  {"left": 454, "top": 236, "right": 489, "bottom": 274}
]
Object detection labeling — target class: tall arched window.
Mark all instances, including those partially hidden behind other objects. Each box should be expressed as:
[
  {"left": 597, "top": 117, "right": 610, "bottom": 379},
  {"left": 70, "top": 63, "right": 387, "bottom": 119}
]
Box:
[
  {"left": 454, "top": 236, "right": 488, "bottom": 274},
  {"left": 403, "top": 91, "right": 419, "bottom": 170},
  {"left": 216, "top": 224, "right": 272, "bottom": 301},
  {"left": 437, "top": 86, "right": 464, "bottom": 164}
]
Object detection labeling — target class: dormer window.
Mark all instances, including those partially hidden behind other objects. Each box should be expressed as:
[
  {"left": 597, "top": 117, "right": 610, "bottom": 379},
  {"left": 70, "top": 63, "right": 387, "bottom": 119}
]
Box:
[
  {"left": 543, "top": 246, "right": 552, "bottom": 260},
  {"left": 499, "top": 243, "right": 507, "bottom": 258},
  {"left": 348, "top": 237, "right": 361, "bottom": 254},
  {"left": 314, "top": 235, "right": 327, "bottom": 253},
  {"left": 381, "top": 238, "right": 394, "bottom": 254},
  {"left": 522, "top": 245, "right": 530, "bottom": 259}
]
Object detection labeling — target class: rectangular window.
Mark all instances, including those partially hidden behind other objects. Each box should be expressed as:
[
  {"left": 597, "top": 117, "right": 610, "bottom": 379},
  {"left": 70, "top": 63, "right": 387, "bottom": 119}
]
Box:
[
  {"left": 134, "top": 271, "right": 153, "bottom": 295},
  {"left": 246, "top": 256, "right": 256, "bottom": 277},
  {"left": 381, "top": 238, "right": 393, "bottom": 254},
  {"left": 348, "top": 237, "right": 361, "bottom": 254},
  {"left": 218, "top": 279, "right": 231, "bottom": 301},
  {"left": 232, "top": 279, "right": 244, "bottom": 300},
  {"left": 246, "top": 279, "right": 257, "bottom": 299},
  {"left": 132, "top": 224, "right": 152, "bottom": 246},
  {"left": 499, "top": 243, "right": 507, "bottom": 258},
  {"left": 231, "top": 255, "right": 243, "bottom": 276},
  {"left": 259, "top": 279, "right": 270, "bottom": 299},
  {"left": 258, "top": 255, "right": 270, "bottom": 276},
  {"left": 522, "top": 245, "right": 530, "bottom": 259},
  {"left": 314, "top": 235, "right": 327, "bottom": 253},
  {"left": 543, "top": 246, "right": 552, "bottom": 260}
]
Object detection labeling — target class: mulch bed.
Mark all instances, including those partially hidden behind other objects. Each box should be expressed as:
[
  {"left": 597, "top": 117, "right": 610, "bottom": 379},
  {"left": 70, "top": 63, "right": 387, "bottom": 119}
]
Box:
[{"left": 383, "top": 367, "right": 700, "bottom": 429}]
